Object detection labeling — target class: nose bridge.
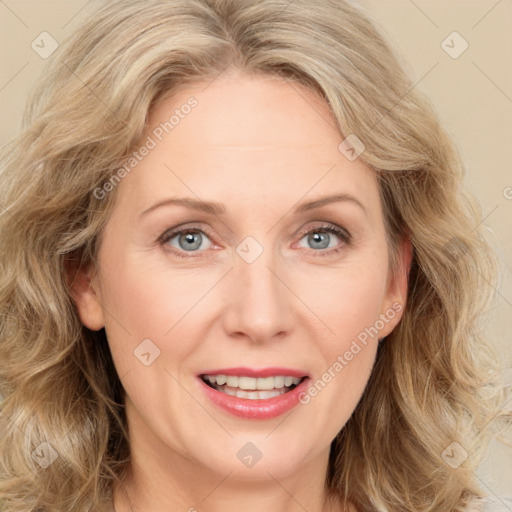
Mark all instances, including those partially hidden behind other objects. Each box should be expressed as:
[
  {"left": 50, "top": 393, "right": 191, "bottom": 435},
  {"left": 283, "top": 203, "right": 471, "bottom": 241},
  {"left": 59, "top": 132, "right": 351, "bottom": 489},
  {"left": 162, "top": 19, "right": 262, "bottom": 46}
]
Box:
[{"left": 222, "top": 238, "right": 294, "bottom": 342}]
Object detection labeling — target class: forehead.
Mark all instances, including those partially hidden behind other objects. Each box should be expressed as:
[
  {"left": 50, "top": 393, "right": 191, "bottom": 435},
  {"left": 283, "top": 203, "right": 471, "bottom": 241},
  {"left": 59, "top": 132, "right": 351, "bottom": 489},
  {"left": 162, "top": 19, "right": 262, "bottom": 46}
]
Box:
[
  {"left": 116, "top": 71, "right": 380, "bottom": 216},
  {"left": 150, "top": 71, "right": 338, "bottom": 147}
]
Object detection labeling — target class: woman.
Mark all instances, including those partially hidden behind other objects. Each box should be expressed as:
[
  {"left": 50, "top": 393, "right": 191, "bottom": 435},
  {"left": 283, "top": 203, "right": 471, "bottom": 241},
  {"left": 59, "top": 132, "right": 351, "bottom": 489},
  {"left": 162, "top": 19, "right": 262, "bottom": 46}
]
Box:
[{"left": 0, "top": 0, "right": 510, "bottom": 510}]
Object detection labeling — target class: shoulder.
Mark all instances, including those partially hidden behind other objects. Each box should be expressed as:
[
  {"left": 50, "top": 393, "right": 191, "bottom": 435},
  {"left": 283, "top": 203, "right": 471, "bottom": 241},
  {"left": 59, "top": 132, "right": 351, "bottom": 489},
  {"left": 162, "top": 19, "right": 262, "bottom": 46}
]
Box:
[{"left": 466, "top": 496, "right": 512, "bottom": 511}]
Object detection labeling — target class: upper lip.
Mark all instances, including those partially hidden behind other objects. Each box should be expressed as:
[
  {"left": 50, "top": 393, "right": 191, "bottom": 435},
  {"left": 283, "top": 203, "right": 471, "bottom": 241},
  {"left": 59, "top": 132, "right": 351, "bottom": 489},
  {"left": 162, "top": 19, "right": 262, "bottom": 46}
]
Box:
[{"left": 198, "top": 367, "right": 310, "bottom": 378}]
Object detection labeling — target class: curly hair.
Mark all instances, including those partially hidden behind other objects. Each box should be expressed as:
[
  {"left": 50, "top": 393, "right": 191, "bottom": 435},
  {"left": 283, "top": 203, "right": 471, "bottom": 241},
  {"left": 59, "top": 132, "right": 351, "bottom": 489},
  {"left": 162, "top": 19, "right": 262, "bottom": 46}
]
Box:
[{"left": 0, "top": 0, "right": 510, "bottom": 510}]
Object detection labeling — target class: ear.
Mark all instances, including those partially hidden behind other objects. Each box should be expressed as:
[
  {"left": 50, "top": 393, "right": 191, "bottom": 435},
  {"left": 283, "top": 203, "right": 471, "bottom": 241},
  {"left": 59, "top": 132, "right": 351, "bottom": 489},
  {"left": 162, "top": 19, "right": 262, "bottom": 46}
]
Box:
[
  {"left": 65, "top": 256, "right": 105, "bottom": 331},
  {"left": 379, "top": 238, "right": 413, "bottom": 338}
]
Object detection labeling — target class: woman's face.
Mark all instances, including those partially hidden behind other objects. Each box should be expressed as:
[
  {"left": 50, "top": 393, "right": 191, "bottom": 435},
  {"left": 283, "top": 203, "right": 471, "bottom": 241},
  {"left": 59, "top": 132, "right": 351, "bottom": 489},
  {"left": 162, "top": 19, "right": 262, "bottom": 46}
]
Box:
[{"left": 74, "top": 71, "right": 409, "bottom": 483}]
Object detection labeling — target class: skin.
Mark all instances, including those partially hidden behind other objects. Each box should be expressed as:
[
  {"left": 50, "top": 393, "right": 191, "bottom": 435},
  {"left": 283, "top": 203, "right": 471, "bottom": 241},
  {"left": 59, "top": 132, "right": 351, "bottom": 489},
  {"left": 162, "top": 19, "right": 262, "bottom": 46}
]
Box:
[{"left": 72, "top": 69, "right": 411, "bottom": 512}]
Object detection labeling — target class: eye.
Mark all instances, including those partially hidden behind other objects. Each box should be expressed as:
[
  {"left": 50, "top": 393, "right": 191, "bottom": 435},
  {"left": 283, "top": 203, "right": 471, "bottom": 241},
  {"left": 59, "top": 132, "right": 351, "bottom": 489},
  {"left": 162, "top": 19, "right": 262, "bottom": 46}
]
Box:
[
  {"left": 158, "top": 222, "right": 351, "bottom": 259},
  {"left": 158, "top": 225, "right": 215, "bottom": 257},
  {"left": 296, "top": 223, "right": 350, "bottom": 256}
]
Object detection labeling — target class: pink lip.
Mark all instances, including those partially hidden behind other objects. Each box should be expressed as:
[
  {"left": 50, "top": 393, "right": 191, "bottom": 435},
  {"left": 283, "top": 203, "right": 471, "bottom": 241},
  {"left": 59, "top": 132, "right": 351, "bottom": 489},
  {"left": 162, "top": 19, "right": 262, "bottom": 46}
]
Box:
[
  {"left": 198, "top": 367, "right": 308, "bottom": 378},
  {"left": 197, "top": 368, "right": 310, "bottom": 420}
]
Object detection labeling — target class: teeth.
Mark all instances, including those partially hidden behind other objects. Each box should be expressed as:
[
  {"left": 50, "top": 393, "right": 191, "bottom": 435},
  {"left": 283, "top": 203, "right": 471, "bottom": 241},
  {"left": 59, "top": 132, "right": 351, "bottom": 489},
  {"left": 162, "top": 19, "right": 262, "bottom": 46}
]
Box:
[
  {"left": 225, "top": 375, "right": 237, "bottom": 387},
  {"left": 255, "top": 376, "right": 275, "bottom": 390},
  {"left": 273, "top": 376, "right": 285, "bottom": 388},
  {"left": 222, "top": 387, "right": 237, "bottom": 397},
  {"left": 203, "top": 374, "right": 303, "bottom": 391},
  {"left": 238, "top": 376, "right": 257, "bottom": 389},
  {"left": 284, "top": 376, "right": 294, "bottom": 387},
  {"left": 212, "top": 384, "right": 289, "bottom": 400},
  {"left": 258, "top": 390, "right": 283, "bottom": 399}
]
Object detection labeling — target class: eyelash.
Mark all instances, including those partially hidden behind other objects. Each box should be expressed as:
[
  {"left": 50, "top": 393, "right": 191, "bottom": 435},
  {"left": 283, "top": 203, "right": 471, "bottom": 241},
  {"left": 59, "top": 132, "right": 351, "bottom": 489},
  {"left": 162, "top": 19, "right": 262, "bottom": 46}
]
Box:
[{"left": 158, "top": 223, "right": 351, "bottom": 259}]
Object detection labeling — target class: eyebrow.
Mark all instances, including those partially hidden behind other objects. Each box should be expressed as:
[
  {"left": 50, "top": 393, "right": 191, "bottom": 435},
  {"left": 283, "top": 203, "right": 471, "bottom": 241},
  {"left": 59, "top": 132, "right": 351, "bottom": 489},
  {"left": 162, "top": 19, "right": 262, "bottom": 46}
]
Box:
[
  {"left": 139, "top": 193, "right": 366, "bottom": 218},
  {"left": 293, "top": 193, "right": 366, "bottom": 215}
]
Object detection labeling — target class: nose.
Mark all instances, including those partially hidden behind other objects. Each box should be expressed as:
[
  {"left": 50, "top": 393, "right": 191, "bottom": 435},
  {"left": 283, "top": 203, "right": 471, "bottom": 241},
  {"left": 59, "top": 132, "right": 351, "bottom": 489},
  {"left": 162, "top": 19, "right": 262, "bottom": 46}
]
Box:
[{"left": 221, "top": 244, "right": 295, "bottom": 344}]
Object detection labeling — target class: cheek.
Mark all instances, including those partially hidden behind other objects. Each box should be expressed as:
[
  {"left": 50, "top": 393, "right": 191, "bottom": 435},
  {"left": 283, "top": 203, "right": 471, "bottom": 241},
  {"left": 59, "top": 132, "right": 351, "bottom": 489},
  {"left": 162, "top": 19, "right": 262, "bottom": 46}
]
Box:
[
  {"left": 296, "top": 269, "right": 385, "bottom": 436},
  {"left": 295, "top": 260, "right": 389, "bottom": 342},
  {"left": 97, "top": 250, "right": 222, "bottom": 377},
  {"left": 294, "top": 259, "right": 387, "bottom": 408}
]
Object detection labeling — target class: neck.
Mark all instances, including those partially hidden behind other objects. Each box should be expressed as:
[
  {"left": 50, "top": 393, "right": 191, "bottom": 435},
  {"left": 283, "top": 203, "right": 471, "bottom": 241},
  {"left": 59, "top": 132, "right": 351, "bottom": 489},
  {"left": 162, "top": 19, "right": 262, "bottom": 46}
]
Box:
[
  {"left": 111, "top": 439, "right": 350, "bottom": 512},
  {"left": 113, "top": 477, "right": 347, "bottom": 512}
]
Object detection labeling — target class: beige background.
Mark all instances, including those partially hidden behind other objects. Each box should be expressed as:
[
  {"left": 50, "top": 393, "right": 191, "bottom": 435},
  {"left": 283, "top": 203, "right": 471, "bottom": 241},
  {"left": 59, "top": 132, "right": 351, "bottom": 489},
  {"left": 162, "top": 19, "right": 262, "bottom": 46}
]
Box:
[{"left": 1, "top": 0, "right": 511, "bottom": 500}]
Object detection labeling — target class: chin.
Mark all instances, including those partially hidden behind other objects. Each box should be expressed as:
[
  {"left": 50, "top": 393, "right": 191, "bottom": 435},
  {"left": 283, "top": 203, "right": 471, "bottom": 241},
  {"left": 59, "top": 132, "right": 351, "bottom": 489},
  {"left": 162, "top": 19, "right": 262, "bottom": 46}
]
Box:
[{"left": 190, "top": 434, "right": 323, "bottom": 481}]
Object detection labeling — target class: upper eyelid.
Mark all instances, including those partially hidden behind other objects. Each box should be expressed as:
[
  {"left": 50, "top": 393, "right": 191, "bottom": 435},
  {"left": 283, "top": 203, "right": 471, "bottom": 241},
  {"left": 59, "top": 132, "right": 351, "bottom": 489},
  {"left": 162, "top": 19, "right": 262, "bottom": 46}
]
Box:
[
  {"left": 159, "top": 223, "right": 215, "bottom": 241},
  {"left": 296, "top": 223, "right": 350, "bottom": 239}
]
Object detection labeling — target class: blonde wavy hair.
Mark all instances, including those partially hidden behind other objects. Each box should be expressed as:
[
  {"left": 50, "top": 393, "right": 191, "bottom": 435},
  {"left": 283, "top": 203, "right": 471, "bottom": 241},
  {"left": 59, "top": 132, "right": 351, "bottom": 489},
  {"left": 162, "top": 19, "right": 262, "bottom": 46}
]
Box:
[{"left": 0, "top": 0, "right": 510, "bottom": 510}]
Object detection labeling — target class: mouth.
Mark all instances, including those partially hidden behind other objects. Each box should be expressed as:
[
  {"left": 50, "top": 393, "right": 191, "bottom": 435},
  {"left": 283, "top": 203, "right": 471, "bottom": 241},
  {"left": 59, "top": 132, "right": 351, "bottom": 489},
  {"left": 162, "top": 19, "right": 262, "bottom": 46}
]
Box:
[
  {"left": 200, "top": 374, "right": 306, "bottom": 400},
  {"left": 197, "top": 367, "right": 310, "bottom": 419}
]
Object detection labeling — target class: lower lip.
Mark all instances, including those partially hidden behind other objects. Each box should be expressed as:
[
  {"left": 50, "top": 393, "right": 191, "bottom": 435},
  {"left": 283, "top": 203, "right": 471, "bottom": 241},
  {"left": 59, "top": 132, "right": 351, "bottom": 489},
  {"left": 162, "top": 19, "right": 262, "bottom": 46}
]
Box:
[{"left": 198, "top": 377, "right": 310, "bottom": 420}]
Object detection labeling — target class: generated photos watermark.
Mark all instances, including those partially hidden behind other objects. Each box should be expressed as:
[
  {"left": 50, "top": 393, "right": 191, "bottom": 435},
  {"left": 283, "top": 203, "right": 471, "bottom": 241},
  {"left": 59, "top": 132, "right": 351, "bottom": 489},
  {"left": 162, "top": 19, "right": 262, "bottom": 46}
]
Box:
[
  {"left": 298, "top": 302, "right": 403, "bottom": 405},
  {"left": 93, "top": 96, "right": 198, "bottom": 200}
]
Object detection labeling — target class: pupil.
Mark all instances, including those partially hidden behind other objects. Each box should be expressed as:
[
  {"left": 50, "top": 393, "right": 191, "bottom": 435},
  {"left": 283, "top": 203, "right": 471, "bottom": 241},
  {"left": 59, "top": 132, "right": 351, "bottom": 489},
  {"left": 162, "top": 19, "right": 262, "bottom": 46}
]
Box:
[
  {"left": 179, "top": 231, "right": 202, "bottom": 250},
  {"left": 309, "top": 232, "right": 329, "bottom": 249}
]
